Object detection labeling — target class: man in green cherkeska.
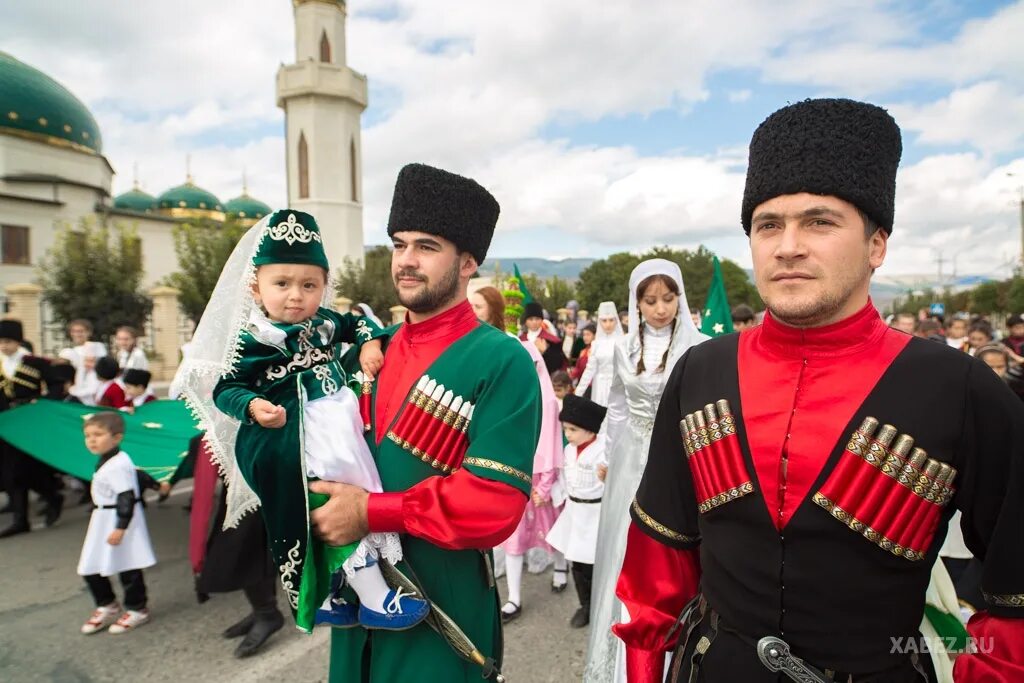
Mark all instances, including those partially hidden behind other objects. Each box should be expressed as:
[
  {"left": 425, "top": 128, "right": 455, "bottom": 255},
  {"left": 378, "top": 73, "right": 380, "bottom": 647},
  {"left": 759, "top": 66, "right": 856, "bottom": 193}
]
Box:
[{"left": 310, "top": 163, "right": 542, "bottom": 682}]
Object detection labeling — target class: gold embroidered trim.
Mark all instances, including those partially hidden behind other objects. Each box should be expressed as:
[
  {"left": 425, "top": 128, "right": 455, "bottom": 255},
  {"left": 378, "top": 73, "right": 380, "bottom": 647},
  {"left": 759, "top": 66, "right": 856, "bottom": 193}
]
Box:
[
  {"left": 462, "top": 457, "right": 531, "bottom": 485},
  {"left": 386, "top": 431, "right": 454, "bottom": 473},
  {"left": 631, "top": 499, "right": 699, "bottom": 544},
  {"left": 813, "top": 492, "right": 925, "bottom": 561},
  {"left": 18, "top": 364, "right": 41, "bottom": 379},
  {"left": 984, "top": 592, "right": 1024, "bottom": 608},
  {"left": 697, "top": 481, "right": 754, "bottom": 514}
]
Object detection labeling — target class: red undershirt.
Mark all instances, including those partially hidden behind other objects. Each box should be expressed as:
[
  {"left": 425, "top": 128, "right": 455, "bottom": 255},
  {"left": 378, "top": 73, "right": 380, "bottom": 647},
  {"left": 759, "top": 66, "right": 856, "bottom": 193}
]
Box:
[{"left": 365, "top": 300, "right": 528, "bottom": 549}]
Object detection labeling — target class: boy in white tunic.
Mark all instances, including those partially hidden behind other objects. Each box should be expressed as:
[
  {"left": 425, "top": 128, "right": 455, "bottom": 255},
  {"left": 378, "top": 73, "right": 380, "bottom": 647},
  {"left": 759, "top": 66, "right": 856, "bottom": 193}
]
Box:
[
  {"left": 546, "top": 393, "right": 608, "bottom": 628},
  {"left": 77, "top": 412, "right": 157, "bottom": 635}
]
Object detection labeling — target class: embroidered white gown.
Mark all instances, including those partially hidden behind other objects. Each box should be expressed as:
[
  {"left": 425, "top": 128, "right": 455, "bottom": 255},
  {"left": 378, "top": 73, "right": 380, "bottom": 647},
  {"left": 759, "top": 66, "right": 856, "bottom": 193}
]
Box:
[{"left": 585, "top": 322, "right": 708, "bottom": 683}]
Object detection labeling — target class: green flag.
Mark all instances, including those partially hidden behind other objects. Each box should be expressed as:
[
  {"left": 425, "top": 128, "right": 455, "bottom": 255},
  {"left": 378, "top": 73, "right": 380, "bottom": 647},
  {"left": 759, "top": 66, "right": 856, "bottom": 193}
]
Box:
[
  {"left": 700, "top": 256, "right": 734, "bottom": 337},
  {"left": 513, "top": 263, "right": 534, "bottom": 304},
  {"left": 0, "top": 400, "right": 200, "bottom": 482}
]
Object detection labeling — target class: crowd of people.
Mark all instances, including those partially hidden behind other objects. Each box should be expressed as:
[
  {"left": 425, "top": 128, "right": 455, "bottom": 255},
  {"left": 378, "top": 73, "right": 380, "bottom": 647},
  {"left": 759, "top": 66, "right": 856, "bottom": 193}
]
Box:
[{"left": 3, "top": 96, "right": 1024, "bottom": 683}]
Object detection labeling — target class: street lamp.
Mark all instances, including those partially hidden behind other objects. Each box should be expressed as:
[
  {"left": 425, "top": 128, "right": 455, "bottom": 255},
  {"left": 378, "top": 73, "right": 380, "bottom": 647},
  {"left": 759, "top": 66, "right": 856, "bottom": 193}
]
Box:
[{"left": 1008, "top": 173, "right": 1024, "bottom": 272}]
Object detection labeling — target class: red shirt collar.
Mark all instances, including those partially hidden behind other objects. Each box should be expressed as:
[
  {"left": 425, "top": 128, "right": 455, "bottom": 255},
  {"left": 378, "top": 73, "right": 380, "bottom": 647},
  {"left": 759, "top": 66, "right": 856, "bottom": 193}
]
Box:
[
  {"left": 758, "top": 299, "right": 888, "bottom": 360},
  {"left": 399, "top": 299, "right": 479, "bottom": 346}
]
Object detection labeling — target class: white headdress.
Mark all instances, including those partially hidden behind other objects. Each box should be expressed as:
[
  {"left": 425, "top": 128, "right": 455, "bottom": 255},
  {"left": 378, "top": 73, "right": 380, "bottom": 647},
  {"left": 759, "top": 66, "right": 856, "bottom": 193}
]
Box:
[
  {"left": 625, "top": 258, "right": 704, "bottom": 366},
  {"left": 170, "top": 214, "right": 336, "bottom": 528},
  {"left": 594, "top": 301, "right": 624, "bottom": 342}
]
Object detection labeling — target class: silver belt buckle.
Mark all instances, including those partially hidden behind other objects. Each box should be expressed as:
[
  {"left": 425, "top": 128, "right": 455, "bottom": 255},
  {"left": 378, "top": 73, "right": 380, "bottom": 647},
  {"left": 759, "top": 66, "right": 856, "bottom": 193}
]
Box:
[{"left": 757, "top": 636, "right": 828, "bottom": 683}]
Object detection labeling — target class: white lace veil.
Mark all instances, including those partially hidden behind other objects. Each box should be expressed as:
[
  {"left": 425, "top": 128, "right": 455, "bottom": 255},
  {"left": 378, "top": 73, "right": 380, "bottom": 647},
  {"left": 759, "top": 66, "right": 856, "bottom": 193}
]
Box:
[{"left": 170, "top": 214, "right": 336, "bottom": 528}]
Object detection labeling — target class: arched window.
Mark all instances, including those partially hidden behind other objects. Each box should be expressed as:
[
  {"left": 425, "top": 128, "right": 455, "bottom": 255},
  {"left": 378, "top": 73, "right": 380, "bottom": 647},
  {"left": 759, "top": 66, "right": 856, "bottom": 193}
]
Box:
[
  {"left": 319, "top": 30, "right": 331, "bottom": 63},
  {"left": 298, "top": 132, "right": 309, "bottom": 199},
  {"left": 350, "top": 137, "right": 358, "bottom": 201}
]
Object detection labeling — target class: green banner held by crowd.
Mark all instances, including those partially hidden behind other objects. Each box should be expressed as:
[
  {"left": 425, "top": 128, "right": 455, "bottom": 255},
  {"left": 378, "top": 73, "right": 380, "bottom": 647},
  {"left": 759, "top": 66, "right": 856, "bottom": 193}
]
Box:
[
  {"left": 0, "top": 400, "right": 201, "bottom": 483},
  {"left": 700, "top": 255, "right": 734, "bottom": 337}
]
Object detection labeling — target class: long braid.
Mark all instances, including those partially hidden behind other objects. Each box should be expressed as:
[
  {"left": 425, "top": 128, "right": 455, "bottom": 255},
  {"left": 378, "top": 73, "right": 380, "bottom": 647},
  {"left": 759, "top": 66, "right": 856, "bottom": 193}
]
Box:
[
  {"left": 635, "top": 312, "right": 646, "bottom": 375},
  {"left": 656, "top": 317, "right": 677, "bottom": 373}
]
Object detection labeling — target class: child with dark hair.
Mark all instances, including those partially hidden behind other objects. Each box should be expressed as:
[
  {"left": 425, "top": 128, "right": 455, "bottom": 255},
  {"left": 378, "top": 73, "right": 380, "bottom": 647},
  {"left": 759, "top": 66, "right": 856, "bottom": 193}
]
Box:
[
  {"left": 94, "top": 357, "right": 128, "bottom": 409},
  {"left": 78, "top": 412, "right": 156, "bottom": 635},
  {"left": 121, "top": 369, "right": 156, "bottom": 412},
  {"left": 966, "top": 321, "right": 994, "bottom": 356},
  {"left": 550, "top": 370, "right": 573, "bottom": 406}
]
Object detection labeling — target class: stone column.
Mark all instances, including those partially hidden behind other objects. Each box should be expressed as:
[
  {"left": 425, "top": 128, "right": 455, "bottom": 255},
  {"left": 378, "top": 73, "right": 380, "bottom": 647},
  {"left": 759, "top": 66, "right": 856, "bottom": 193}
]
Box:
[
  {"left": 389, "top": 305, "right": 407, "bottom": 325},
  {"left": 334, "top": 296, "right": 352, "bottom": 314},
  {"left": 149, "top": 286, "right": 182, "bottom": 382},
  {"left": 3, "top": 283, "right": 44, "bottom": 353}
]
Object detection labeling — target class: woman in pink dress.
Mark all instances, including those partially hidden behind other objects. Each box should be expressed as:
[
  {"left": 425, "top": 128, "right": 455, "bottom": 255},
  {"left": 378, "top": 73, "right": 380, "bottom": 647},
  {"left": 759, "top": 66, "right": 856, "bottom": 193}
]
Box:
[{"left": 469, "top": 286, "right": 566, "bottom": 622}]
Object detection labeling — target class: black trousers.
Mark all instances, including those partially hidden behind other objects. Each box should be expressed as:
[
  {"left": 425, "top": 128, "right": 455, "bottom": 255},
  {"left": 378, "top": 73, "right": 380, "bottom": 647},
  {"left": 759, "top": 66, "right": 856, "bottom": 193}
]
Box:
[
  {"left": 1, "top": 442, "right": 61, "bottom": 526},
  {"left": 571, "top": 561, "right": 593, "bottom": 611},
  {"left": 84, "top": 570, "right": 148, "bottom": 611}
]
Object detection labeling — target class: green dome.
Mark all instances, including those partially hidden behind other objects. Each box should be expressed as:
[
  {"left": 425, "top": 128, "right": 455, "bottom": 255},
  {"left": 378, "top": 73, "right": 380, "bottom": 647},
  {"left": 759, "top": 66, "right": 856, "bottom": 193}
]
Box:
[
  {"left": 113, "top": 187, "right": 156, "bottom": 212},
  {"left": 0, "top": 51, "right": 103, "bottom": 154},
  {"left": 225, "top": 192, "right": 272, "bottom": 220},
  {"left": 156, "top": 180, "right": 224, "bottom": 216}
]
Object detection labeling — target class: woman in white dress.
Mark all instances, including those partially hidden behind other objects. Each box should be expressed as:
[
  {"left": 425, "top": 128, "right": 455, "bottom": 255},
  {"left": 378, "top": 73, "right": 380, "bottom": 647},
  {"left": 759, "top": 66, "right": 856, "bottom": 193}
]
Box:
[
  {"left": 575, "top": 301, "right": 625, "bottom": 406},
  {"left": 585, "top": 259, "right": 709, "bottom": 683}
]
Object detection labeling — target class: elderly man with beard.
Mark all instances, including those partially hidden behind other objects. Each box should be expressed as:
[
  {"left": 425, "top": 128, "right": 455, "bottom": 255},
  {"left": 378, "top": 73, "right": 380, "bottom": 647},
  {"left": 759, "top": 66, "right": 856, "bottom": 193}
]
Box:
[
  {"left": 309, "top": 163, "right": 542, "bottom": 682},
  {"left": 610, "top": 99, "right": 1024, "bottom": 682}
]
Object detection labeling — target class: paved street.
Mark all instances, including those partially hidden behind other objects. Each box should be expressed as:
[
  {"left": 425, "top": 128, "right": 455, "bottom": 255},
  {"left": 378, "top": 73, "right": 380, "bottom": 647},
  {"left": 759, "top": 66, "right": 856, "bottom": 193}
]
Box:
[{"left": 0, "top": 487, "right": 586, "bottom": 682}]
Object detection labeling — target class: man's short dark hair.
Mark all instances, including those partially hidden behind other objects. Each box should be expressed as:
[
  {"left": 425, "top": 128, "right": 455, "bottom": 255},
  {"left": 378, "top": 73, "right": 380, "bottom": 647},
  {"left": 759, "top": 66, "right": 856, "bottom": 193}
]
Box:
[
  {"left": 857, "top": 208, "right": 881, "bottom": 238},
  {"left": 731, "top": 304, "right": 755, "bottom": 324},
  {"left": 84, "top": 411, "right": 126, "bottom": 436},
  {"left": 915, "top": 319, "right": 942, "bottom": 335}
]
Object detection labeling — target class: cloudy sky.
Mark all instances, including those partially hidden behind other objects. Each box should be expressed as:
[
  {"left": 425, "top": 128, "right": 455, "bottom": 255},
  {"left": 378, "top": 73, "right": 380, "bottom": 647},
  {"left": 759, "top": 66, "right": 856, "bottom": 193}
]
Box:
[{"left": 2, "top": 0, "right": 1022, "bottom": 278}]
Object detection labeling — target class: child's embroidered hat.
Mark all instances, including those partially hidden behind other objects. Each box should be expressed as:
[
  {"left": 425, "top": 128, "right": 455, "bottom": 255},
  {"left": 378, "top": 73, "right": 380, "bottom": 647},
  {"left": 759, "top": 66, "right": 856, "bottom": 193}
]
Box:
[{"left": 253, "top": 210, "right": 329, "bottom": 270}]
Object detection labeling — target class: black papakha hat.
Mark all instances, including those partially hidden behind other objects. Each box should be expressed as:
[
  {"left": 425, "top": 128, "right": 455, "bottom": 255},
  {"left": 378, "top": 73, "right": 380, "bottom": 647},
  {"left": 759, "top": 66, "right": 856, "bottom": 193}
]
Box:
[
  {"left": 47, "top": 363, "right": 77, "bottom": 384},
  {"left": 386, "top": 163, "right": 500, "bottom": 265},
  {"left": 522, "top": 301, "right": 545, "bottom": 321},
  {"left": 559, "top": 393, "right": 607, "bottom": 435},
  {"left": 122, "top": 369, "right": 152, "bottom": 387},
  {"left": 741, "top": 98, "right": 902, "bottom": 235},
  {"left": 0, "top": 319, "right": 24, "bottom": 342}
]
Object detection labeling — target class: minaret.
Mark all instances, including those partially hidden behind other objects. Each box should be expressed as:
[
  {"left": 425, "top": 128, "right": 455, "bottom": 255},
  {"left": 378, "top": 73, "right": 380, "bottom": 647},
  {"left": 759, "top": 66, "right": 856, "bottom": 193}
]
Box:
[{"left": 277, "top": 0, "right": 367, "bottom": 267}]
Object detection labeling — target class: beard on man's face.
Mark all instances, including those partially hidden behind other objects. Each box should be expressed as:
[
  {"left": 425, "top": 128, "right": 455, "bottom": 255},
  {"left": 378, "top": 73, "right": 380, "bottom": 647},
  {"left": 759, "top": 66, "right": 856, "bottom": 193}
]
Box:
[{"left": 394, "top": 260, "right": 461, "bottom": 313}]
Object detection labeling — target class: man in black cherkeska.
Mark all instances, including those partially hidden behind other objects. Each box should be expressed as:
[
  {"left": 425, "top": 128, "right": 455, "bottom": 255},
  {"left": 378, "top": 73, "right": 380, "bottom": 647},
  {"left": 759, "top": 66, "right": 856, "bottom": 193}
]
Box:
[{"left": 609, "top": 99, "right": 1024, "bottom": 682}]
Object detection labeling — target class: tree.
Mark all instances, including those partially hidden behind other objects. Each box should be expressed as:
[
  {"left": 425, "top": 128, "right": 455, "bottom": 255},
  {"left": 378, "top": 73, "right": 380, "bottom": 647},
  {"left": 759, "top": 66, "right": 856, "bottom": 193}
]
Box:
[
  {"left": 163, "top": 218, "right": 248, "bottom": 323},
  {"left": 335, "top": 246, "right": 399, "bottom": 318},
  {"left": 521, "top": 273, "right": 578, "bottom": 314},
  {"left": 575, "top": 246, "right": 761, "bottom": 314},
  {"left": 39, "top": 218, "right": 152, "bottom": 342}
]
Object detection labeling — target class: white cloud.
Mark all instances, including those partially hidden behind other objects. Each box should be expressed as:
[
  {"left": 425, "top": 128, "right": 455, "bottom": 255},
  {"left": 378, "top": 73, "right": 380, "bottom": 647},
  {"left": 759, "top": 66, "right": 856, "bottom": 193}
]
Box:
[
  {"left": 889, "top": 81, "right": 1024, "bottom": 155},
  {"left": 1, "top": 0, "right": 1021, "bottom": 277}
]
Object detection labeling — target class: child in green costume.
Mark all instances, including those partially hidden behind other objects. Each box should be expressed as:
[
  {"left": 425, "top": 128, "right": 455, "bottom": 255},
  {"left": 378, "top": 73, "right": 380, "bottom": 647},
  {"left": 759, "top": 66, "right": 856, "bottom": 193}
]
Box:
[{"left": 173, "top": 209, "right": 429, "bottom": 633}]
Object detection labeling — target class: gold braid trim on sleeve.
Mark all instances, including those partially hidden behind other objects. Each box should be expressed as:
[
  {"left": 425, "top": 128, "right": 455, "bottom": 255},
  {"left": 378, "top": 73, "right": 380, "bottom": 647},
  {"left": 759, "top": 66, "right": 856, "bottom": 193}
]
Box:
[
  {"left": 631, "top": 499, "right": 700, "bottom": 544},
  {"left": 462, "top": 457, "right": 531, "bottom": 485},
  {"left": 984, "top": 592, "right": 1024, "bottom": 608}
]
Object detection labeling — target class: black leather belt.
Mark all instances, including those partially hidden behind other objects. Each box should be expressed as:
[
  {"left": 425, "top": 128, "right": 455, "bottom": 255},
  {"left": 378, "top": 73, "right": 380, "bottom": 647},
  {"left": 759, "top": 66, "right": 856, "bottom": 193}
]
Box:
[{"left": 569, "top": 495, "right": 602, "bottom": 504}]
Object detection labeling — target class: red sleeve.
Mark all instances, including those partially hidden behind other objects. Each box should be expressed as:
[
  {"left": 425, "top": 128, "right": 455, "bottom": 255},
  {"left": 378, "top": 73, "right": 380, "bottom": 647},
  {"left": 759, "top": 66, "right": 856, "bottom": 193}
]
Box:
[
  {"left": 953, "top": 612, "right": 1024, "bottom": 682},
  {"left": 366, "top": 468, "right": 528, "bottom": 550},
  {"left": 612, "top": 523, "right": 702, "bottom": 683},
  {"left": 99, "top": 385, "right": 128, "bottom": 409}
]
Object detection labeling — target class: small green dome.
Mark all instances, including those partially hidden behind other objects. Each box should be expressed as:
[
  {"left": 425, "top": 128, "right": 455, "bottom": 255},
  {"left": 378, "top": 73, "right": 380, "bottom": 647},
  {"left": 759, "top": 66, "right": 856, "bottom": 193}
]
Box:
[
  {"left": 156, "top": 179, "right": 224, "bottom": 215},
  {"left": 113, "top": 187, "right": 156, "bottom": 212},
  {"left": 0, "top": 51, "right": 103, "bottom": 154},
  {"left": 224, "top": 192, "right": 271, "bottom": 220}
]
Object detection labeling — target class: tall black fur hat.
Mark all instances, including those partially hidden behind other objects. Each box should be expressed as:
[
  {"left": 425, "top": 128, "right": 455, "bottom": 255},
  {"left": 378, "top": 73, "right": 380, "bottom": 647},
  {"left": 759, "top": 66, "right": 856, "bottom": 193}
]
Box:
[
  {"left": 742, "top": 98, "right": 902, "bottom": 235},
  {"left": 522, "top": 301, "right": 545, "bottom": 321},
  {"left": 559, "top": 394, "right": 607, "bottom": 435},
  {"left": 386, "top": 163, "right": 500, "bottom": 265},
  {"left": 47, "top": 363, "right": 77, "bottom": 384},
  {"left": 0, "top": 319, "right": 24, "bottom": 342}
]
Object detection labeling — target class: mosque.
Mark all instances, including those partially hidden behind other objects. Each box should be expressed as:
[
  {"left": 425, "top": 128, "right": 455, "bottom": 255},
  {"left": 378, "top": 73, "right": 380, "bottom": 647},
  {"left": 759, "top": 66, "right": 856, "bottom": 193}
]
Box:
[{"left": 0, "top": 0, "right": 366, "bottom": 298}]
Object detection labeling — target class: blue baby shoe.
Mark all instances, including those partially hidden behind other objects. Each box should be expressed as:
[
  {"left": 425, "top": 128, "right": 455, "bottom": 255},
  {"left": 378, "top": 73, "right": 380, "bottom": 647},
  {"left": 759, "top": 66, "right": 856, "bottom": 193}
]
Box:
[
  {"left": 315, "top": 598, "right": 359, "bottom": 629},
  {"left": 358, "top": 587, "right": 431, "bottom": 630}
]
